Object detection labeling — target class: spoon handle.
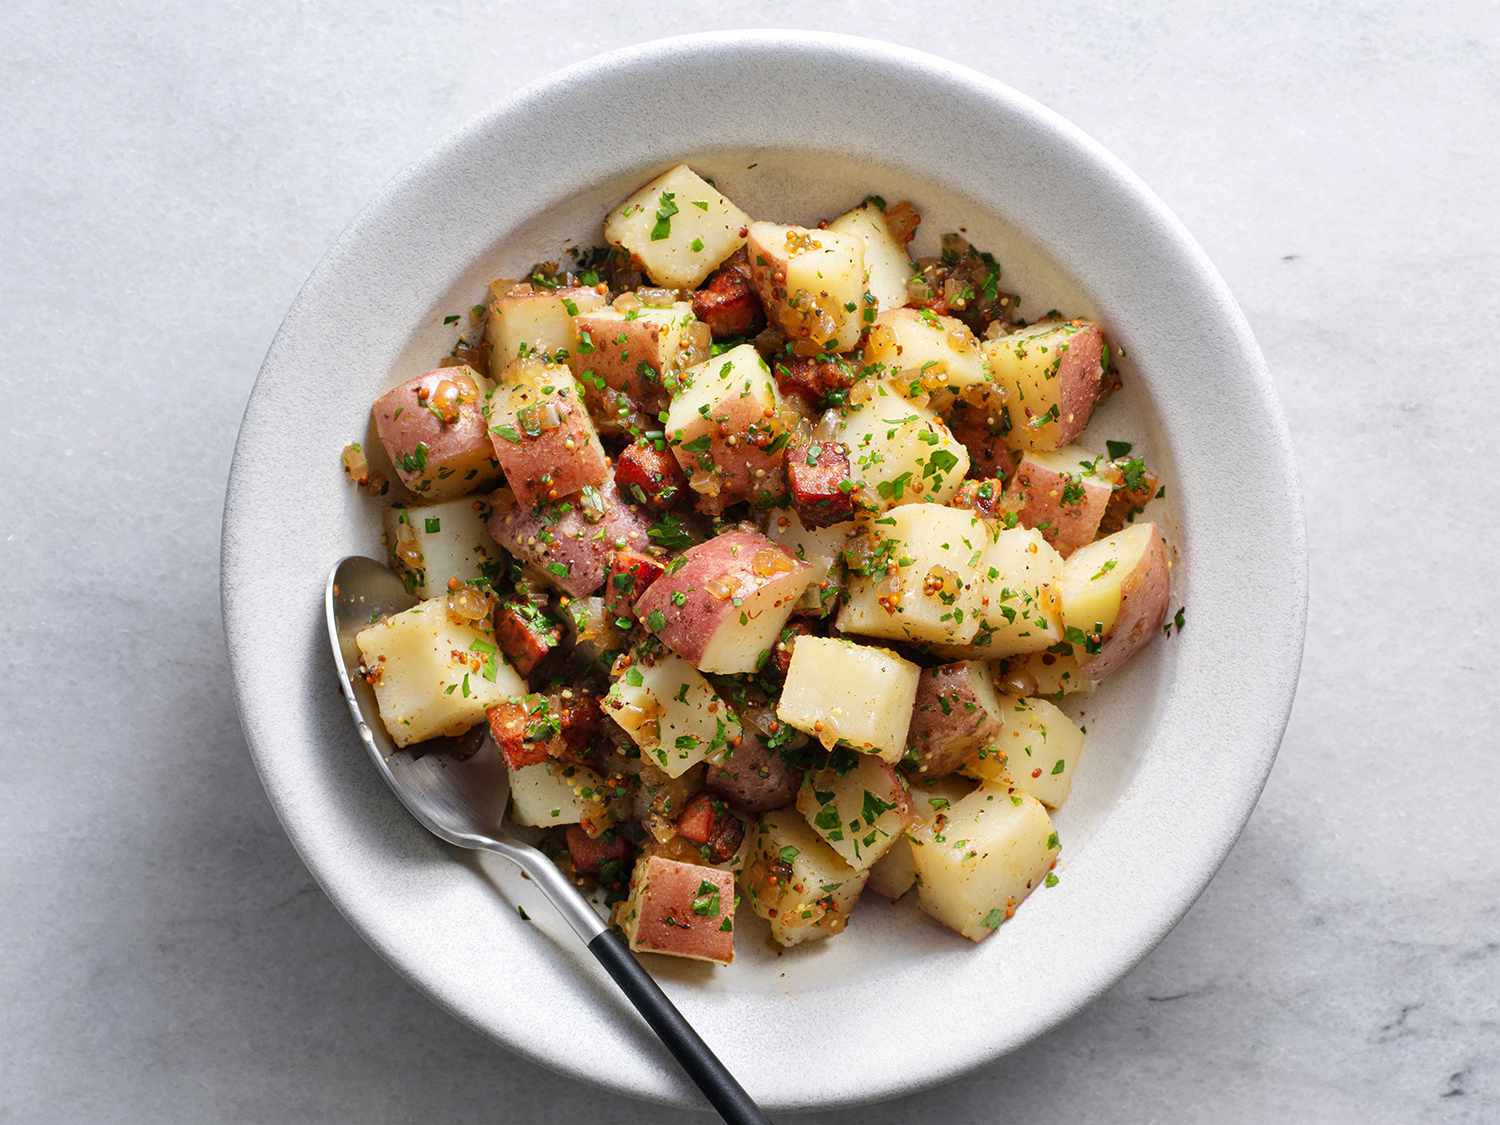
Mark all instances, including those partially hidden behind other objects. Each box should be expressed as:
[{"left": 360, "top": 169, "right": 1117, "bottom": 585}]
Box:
[{"left": 587, "top": 930, "right": 771, "bottom": 1125}]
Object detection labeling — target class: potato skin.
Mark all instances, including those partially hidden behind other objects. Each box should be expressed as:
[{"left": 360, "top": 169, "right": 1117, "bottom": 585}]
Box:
[
  {"left": 1079, "top": 529, "right": 1171, "bottom": 679},
  {"left": 704, "top": 727, "right": 802, "bottom": 813},
  {"left": 907, "top": 663, "right": 1003, "bottom": 777},
  {"left": 633, "top": 530, "right": 809, "bottom": 669},
  {"left": 621, "top": 856, "right": 735, "bottom": 964},
  {"left": 485, "top": 363, "right": 608, "bottom": 506},
  {"left": 1013, "top": 456, "right": 1112, "bottom": 557},
  {"left": 485, "top": 479, "right": 652, "bottom": 597},
  {"left": 615, "top": 439, "right": 687, "bottom": 509},
  {"left": 372, "top": 367, "right": 499, "bottom": 500}
]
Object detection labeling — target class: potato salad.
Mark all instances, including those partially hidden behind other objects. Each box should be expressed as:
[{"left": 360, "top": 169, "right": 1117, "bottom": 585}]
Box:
[{"left": 343, "top": 164, "right": 1175, "bottom": 964}]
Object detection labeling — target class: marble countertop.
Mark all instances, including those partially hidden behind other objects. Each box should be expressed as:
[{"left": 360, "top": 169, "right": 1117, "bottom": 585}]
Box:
[{"left": 2, "top": 2, "right": 1496, "bottom": 1122}]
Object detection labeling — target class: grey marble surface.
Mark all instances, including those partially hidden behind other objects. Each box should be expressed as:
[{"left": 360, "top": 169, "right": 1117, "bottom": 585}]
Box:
[{"left": 2, "top": 2, "right": 1496, "bottom": 1122}]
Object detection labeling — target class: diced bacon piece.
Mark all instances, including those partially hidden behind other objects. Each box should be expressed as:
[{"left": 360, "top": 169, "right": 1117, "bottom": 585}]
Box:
[
  {"left": 492, "top": 601, "right": 559, "bottom": 676},
  {"left": 952, "top": 478, "right": 1018, "bottom": 522},
  {"left": 786, "top": 439, "right": 854, "bottom": 528},
  {"left": 615, "top": 439, "right": 689, "bottom": 509},
  {"left": 675, "top": 792, "right": 717, "bottom": 843},
  {"left": 770, "top": 354, "right": 854, "bottom": 408},
  {"left": 691, "top": 254, "right": 765, "bottom": 339},
  {"left": 948, "top": 401, "right": 1018, "bottom": 482},
  {"left": 604, "top": 549, "right": 667, "bottom": 618},
  {"left": 771, "top": 618, "right": 812, "bottom": 677},
  {"left": 565, "top": 825, "right": 632, "bottom": 881},
  {"left": 487, "top": 699, "right": 549, "bottom": 769}
]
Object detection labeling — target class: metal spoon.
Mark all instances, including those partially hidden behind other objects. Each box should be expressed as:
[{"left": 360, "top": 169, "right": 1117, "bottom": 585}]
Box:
[{"left": 325, "top": 556, "right": 769, "bottom": 1125}]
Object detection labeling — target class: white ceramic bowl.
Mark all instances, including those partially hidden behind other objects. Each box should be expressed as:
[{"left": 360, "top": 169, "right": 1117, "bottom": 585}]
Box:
[{"left": 222, "top": 31, "right": 1306, "bottom": 1112}]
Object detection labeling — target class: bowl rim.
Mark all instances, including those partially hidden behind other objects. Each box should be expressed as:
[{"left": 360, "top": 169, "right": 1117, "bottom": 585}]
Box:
[{"left": 223, "top": 28, "right": 1306, "bottom": 1111}]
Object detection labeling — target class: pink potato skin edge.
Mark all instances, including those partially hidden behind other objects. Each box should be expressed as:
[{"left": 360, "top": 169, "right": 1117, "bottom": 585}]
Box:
[
  {"left": 1079, "top": 530, "right": 1171, "bottom": 679},
  {"left": 488, "top": 404, "right": 608, "bottom": 507},
  {"left": 705, "top": 727, "right": 802, "bottom": 812},
  {"left": 628, "top": 857, "right": 735, "bottom": 964},
  {"left": 906, "top": 663, "right": 1002, "bottom": 777},
  {"left": 486, "top": 478, "right": 651, "bottom": 597},
  {"left": 372, "top": 368, "right": 498, "bottom": 499},
  {"left": 1051, "top": 324, "right": 1105, "bottom": 448},
  {"left": 632, "top": 530, "right": 809, "bottom": 666},
  {"left": 1014, "top": 458, "right": 1112, "bottom": 557}
]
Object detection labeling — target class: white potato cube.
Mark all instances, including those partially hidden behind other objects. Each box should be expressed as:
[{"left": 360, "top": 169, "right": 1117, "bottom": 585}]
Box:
[
  {"left": 962, "top": 696, "right": 1084, "bottom": 809},
  {"left": 765, "top": 508, "right": 853, "bottom": 615},
  {"left": 488, "top": 282, "right": 605, "bottom": 368},
  {"left": 910, "top": 784, "right": 1060, "bottom": 941},
  {"left": 604, "top": 652, "right": 743, "bottom": 778},
  {"left": 665, "top": 342, "right": 786, "bottom": 507},
  {"left": 383, "top": 497, "right": 500, "bottom": 598},
  {"left": 1003, "top": 650, "right": 1096, "bottom": 697},
  {"left": 746, "top": 222, "right": 867, "bottom": 352},
  {"left": 828, "top": 200, "right": 912, "bottom": 313},
  {"left": 354, "top": 597, "right": 526, "bottom": 748},
  {"left": 1057, "top": 521, "right": 1158, "bottom": 635},
  {"left": 836, "top": 382, "right": 970, "bottom": 512},
  {"left": 934, "top": 527, "right": 1065, "bottom": 659},
  {"left": 776, "top": 636, "right": 920, "bottom": 762},
  {"left": 866, "top": 775, "right": 975, "bottom": 900},
  {"left": 981, "top": 318, "right": 1105, "bottom": 451},
  {"left": 866, "top": 308, "right": 988, "bottom": 409},
  {"left": 795, "top": 753, "right": 912, "bottom": 872},
  {"left": 604, "top": 164, "right": 751, "bottom": 289},
  {"left": 508, "top": 759, "right": 608, "bottom": 828},
  {"left": 743, "top": 810, "right": 869, "bottom": 947},
  {"left": 838, "top": 503, "right": 991, "bottom": 646}
]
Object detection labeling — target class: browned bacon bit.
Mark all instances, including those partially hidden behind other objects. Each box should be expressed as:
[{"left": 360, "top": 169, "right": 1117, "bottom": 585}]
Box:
[
  {"left": 486, "top": 700, "right": 548, "bottom": 769},
  {"left": 565, "top": 825, "right": 632, "bottom": 880},
  {"left": 604, "top": 548, "right": 666, "bottom": 618},
  {"left": 493, "top": 601, "right": 560, "bottom": 676},
  {"left": 883, "top": 200, "right": 921, "bottom": 244},
  {"left": 675, "top": 793, "right": 746, "bottom": 864},
  {"left": 786, "top": 438, "right": 855, "bottom": 528},
  {"left": 947, "top": 401, "right": 1019, "bottom": 482},
  {"left": 555, "top": 690, "right": 603, "bottom": 758},
  {"left": 772, "top": 619, "right": 812, "bottom": 677},
  {"left": 952, "top": 478, "right": 1018, "bottom": 521},
  {"left": 691, "top": 250, "right": 765, "bottom": 339},
  {"left": 1098, "top": 457, "right": 1161, "bottom": 535},
  {"left": 615, "top": 438, "right": 688, "bottom": 509},
  {"left": 772, "top": 354, "right": 855, "bottom": 409}
]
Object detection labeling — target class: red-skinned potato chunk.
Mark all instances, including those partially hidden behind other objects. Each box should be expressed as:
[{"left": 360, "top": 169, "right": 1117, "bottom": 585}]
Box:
[
  {"left": 982, "top": 319, "right": 1106, "bottom": 452},
  {"left": 485, "top": 360, "right": 608, "bottom": 505},
  {"left": 565, "top": 825, "right": 632, "bottom": 882},
  {"left": 604, "top": 549, "right": 666, "bottom": 619},
  {"left": 907, "top": 662, "right": 1005, "bottom": 777},
  {"left": 619, "top": 856, "right": 735, "bottom": 964},
  {"left": 487, "top": 281, "right": 605, "bottom": 369},
  {"left": 1012, "top": 447, "right": 1113, "bottom": 557},
  {"left": 691, "top": 252, "right": 765, "bottom": 339},
  {"left": 633, "top": 530, "right": 813, "bottom": 674},
  {"left": 372, "top": 366, "right": 499, "bottom": 500},
  {"left": 704, "top": 727, "right": 803, "bottom": 813},
  {"left": 570, "top": 300, "right": 696, "bottom": 413},
  {"left": 745, "top": 222, "right": 867, "bottom": 353},
  {"left": 615, "top": 438, "right": 688, "bottom": 509},
  {"left": 1057, "top": 522, "right": 1171, "bottom": 679},
  {"left": 666, "top": 342, "right": 789, "bottom": 510},
  {"left": 948, "top": 399, "right": 1019, "bottom": 483},
  {"left": 485, "top": 479, "right": 652, "bottom": 597},
  {"left": 492, "top": 600, "right": 561, "bottom": 676},
  {"left": 786, "top": 439, "right": 855, "bottom": 529}
]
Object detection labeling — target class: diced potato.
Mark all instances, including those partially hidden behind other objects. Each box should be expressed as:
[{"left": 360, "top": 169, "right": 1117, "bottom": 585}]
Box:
[
  {"left": 603, "top": 164, "right": 751, "bottom": 289},
  {"left": 909, "top": 784, "right": 1059, "bottom": 941},
  {"left": 906, "top": 661, "right": 1004, "bottom": 776},
  {"left": 963, "top": 696, "right": 1084, "bottom": 809},
  {"left": 604, "top": 651, "right": 743, "bottom": 778},
  {"left": 371, "top": 366, "right": 500, "bottom": 501},
  {"left": 704, "top": 728, "right": 803, "bottom": 813},
  {"left": 836, "top": 383, "right": 970, "bottom": 512},
  {"left": 982, "top": 319, "right": 1106, "bottom": 451},
  {"left": 837, "top": 504, "right": 990, "bottom": 646},
  {"left": 508, "top": 758, "right": 609, "bottom": 828},
  {"left": 743, "top": 810, "right": 869, "bottom": 947},
  {"left": 934, "top": 527, "right": 1065, "bottom": 660},
  {"left": 765, "top": 508, "right": 853, "bottom": 615},
  {"left": 866, "top": 308, "right": 988, "bottom": 409},
  {"left": 619, "top": 856, "right": 735, "bottom": 964},
  {"left": 1057, "top": 522, "right": 1171, "bottom": 679},
  {"left": 665, "top": 342, "right": 787, "bottom": 509},
  {"left": 486, "top": 479, "right": 651, "bottom": 598},
  {"left": 866, "top": 775, "right": 974, "bottom": 900},
  {"left": 796, "top": 753, "right": 912, "bottom": 871},
  {"left": 1012, "top": 446, "right": 1113, "bottom": 557},
  {"left": 487, "top": 282, "right": 606, "bottom": 368},
  {"left": 1002, "top": 650, "right": 1096, "bottom": 698},
  {"left": 827, "top": 200, "right": 912, "bottom": 313},
  {"left": 776, "top": 636, "right": 920, "bottom": 762},
  {"left": 746, "top": 222, "right": 867, "bottom": 353},
  {"left": 632, "top": 530, "right": 812, "bottom": 674},
  {"left": 570, "top": 301, "right": 696, "bottom": 413},
  {"left": 354, "top": 596, "right": 525, "bottom": 748},
  {"left": 383, "top": 497, "right": 500, "bottom": 598},
  {"left": 484, "top": 360, "right": 609, "bottom": 505}
]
